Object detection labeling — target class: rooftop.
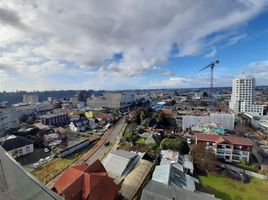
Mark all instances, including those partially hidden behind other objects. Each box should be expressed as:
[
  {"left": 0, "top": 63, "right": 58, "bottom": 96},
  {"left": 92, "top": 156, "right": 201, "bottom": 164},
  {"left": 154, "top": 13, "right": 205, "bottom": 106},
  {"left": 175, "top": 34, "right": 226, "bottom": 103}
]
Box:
[
  {"left": 0, "top": 135, "right": 33, "bottom": 151},
  {"left": 195, "top": 133, "right": 253, "bottom": 146},
  {"left": 53, "top": 160, "right": 119, "bottom": 200}
]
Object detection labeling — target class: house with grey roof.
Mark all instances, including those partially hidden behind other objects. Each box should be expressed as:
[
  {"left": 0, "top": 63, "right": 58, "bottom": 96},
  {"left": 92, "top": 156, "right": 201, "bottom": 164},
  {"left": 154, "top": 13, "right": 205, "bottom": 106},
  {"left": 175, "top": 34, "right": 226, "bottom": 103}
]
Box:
[
  {"left": 139, "top": 132, "right": 161, "bottom": 145},
  {"left": 102, "top": 149, "right": 140, "bottom": 178},
  {"left": 0, "top": 146, "right": 63, "bottom": 200},
  {"left": 0, "top": 135, "right": 34, "bottom": 158},
  {"left": 141, "top": 180, "right": 219, "bottom": 200},
  {"left": 152, "top": 163, "right": 197, "bottom": 192}
]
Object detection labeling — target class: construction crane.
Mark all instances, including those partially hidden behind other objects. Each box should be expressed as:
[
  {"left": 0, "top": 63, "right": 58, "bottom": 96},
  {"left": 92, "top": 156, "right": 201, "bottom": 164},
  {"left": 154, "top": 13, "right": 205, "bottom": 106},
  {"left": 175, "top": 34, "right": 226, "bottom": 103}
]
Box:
[{"left": 199, "top": 60, "right": 220, "bottom": 106}]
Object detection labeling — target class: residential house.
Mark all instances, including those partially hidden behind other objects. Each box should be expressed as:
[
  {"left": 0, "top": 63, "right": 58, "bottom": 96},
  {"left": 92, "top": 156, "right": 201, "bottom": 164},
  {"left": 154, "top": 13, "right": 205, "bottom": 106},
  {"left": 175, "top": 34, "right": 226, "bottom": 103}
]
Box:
[
  {"left": 195, "top": 133, "right": 253, "bottom": 162},
  {"left": 69, "top": 118, "right": 89, "bottom": 132},
  {"left": 102, "top": 149, "right": 140, "bottom": 178},
  {"left": 141, "top": 180, "right": 219, "bottom": 200},
  {"left": 52, "top": 159, "right": 119, "bottom": 200},
  {"left": 0, "top": 135, "right": 34, "bottom": 158},
  {"left": 95, "top": 113, "right": 113, "bottom": 123},
  {"left": 152, "top": 163, "right": 197, "bottom": 192},
  {"left": 138, "top": 132, "right": 161, "bottom": 145}
]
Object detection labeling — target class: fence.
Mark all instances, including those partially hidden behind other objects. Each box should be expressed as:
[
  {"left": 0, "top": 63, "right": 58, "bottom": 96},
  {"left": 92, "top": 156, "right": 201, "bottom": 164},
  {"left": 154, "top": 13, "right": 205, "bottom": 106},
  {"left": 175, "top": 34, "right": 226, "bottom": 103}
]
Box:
[{"left": 221, "top": 163, "right": 268, "bottom": 180}]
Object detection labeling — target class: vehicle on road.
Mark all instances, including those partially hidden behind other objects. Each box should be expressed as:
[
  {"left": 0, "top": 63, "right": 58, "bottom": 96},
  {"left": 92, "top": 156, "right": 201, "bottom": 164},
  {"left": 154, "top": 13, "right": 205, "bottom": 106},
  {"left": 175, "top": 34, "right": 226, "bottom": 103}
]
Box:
[{"left": 104, "top": 141, "right": 110, "bottom": 146}]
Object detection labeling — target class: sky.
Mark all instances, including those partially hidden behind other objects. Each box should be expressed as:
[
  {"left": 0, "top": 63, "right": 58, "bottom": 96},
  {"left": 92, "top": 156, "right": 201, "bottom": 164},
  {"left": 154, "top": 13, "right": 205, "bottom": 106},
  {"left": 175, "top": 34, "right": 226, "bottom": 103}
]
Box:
[{"left": 0, "top": 0, "right": 268, "bottom": 91}]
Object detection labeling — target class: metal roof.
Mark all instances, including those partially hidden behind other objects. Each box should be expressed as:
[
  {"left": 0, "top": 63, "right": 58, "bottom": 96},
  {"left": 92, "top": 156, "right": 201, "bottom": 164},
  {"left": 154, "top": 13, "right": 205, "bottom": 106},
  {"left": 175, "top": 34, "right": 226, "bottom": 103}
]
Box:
[
  {"left": 141, "top": 180, "right": 219, "bottom": 200},
  {"left": 102, "top": 150, "right": 139, "bottom": 178},
  {"left": 111, "top": 149, "right": 137, "bottom": 160}
]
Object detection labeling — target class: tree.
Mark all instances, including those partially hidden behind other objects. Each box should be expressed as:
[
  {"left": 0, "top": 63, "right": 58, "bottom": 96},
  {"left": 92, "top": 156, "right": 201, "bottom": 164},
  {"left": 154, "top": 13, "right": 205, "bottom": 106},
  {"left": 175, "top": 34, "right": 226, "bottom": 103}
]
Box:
[
  {"left": 160, "top": 138, "right": 190, "bottom": 154},
  {"left": 176, "top": 140, "right": 190, "bottom": 154},
  {"left": 191, "top": 143, "right": 218, "bottom": 173}
]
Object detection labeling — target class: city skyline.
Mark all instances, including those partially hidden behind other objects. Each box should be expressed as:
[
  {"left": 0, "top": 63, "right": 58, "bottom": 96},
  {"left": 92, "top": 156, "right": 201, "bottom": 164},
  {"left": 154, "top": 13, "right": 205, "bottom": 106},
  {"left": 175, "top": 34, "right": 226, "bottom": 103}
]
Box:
[{"left": 0, "top": 1, "right": 268, "bottom": 91}]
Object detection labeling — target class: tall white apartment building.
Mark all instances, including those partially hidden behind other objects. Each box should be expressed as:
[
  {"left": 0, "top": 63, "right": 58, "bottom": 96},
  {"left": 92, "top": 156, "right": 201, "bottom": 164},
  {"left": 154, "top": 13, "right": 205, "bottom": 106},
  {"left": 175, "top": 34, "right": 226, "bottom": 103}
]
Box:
[
  {"left": 0, "top": 106, "right": 20, "bottom": 136},
  {"left": 229, "top": 76, "right": 264, "bottom": 115},
  {"left": 23, "top": 94, "right": 39, "bottom": 104}
]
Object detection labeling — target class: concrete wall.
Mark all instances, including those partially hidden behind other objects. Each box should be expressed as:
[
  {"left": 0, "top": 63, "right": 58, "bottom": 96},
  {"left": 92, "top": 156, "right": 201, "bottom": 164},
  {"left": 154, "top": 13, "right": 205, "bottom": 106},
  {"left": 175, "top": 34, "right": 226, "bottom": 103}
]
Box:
[{"left": 182, "top": 113, "right": 234, "bottom": 131}]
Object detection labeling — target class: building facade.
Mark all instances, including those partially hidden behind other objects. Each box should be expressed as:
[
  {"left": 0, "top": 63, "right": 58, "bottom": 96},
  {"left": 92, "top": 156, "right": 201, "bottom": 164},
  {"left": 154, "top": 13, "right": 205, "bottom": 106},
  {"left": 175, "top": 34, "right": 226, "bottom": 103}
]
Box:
[
  {"left": 0, "top": 135, "right": 34, "bottom": 158},
  {"left": 87, "top": 92, "right": 137, "bottom": 109},
  {"left": 40, "top": 112, "right": 70, "bottom": 126},
  {"left": 23, "top": 94, "right": 39, "bottom": 104},
  {"left": 195, "top": 134, "right": 252, "bottom": 162},
  {"left": 229, "top": 76, "right": 264, "bottom": 115},
  {"left": 0, "top": 106, "right": 20, "bottom": 136},
  {"left": 182, "top": 113, "right": 234, "bottom": 131}
]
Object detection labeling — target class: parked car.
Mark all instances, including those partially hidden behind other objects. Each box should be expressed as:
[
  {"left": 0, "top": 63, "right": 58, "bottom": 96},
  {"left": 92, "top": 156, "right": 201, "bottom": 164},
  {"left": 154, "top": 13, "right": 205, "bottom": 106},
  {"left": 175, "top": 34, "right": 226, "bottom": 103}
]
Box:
[
  {"left": 33, "top": 162, "right": 40, "bottom": 168},
  {"left": 43, "top": 148, "right": 50, "bottom": 153},
  {"left": 45, "top": 156, "right": 53, "bottom": 162},
  {"left": 39, "top": 158, "right": 47, "bottom": 165}
]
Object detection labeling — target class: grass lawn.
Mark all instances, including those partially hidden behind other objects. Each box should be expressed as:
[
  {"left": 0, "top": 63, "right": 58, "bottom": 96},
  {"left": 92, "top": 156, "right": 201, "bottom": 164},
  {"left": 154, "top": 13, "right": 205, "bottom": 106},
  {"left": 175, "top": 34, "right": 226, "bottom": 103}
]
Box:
[
  {"left": 30, "top": 145, "right": 91, "bottom": 184},
  {"left": 199, "top": 172, "right": 268, "bottom": 200}
]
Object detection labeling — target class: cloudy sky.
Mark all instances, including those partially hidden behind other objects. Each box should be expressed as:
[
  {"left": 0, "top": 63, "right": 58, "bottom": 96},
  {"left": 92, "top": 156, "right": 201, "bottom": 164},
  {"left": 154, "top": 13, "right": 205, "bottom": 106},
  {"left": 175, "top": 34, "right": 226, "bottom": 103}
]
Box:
[{"left": 0, "top": 0, "right": 268, "bottom": 91}]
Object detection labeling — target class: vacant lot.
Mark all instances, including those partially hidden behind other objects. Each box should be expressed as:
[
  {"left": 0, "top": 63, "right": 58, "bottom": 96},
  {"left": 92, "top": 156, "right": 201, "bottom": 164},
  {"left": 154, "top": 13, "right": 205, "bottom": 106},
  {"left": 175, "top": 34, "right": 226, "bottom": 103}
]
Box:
[
  {"left": 199, "top": 173, "right": 268, "bottom": 200},
  {"left": 30, "top": 145, "right": 92, "bottom": 184}
]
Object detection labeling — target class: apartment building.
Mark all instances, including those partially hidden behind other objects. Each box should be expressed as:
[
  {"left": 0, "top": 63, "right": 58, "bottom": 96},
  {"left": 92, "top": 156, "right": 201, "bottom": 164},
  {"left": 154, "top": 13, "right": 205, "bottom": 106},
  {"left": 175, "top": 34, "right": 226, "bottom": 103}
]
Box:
[
  {"left": 23, "top": 93, "right": 39, "bottom": 104},
  {"left": 229, "top": 76, "right": 264, "bottom": 115},
  {"left": 0, "top": 106, "right": 19, "bottom": 136},
  {"left": 40, "top": 112, "right": 70, "bottom": 126},
  {"left": 195, "top": 133, "right": 252, "bottom": 163}
]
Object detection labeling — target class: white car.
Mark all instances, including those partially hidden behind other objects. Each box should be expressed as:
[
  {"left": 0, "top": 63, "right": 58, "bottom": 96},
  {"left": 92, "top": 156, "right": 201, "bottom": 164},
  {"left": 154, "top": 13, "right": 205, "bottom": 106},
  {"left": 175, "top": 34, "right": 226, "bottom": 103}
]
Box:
[
  {"left": 33, "top": 162, "right": 40, "bottom": 168},
  {"left": 45, "top": 156, "right": 53, "bottom": 162},
  {"left": 39, "top": 158, "right": 47, "bottom": 165},
  {"left": 187, "top": 138, "right": 192, "bottom": 144},
  {"left": 43, "top": 148, "right": 50, "bottom": 153}
]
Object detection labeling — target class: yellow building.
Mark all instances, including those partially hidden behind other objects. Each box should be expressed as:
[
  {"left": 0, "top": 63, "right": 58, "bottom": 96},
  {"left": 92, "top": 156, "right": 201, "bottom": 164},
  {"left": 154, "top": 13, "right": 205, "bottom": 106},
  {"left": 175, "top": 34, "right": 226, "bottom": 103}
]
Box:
[{"left": 85, "top": 111, "right": 94, "bottom": 119}]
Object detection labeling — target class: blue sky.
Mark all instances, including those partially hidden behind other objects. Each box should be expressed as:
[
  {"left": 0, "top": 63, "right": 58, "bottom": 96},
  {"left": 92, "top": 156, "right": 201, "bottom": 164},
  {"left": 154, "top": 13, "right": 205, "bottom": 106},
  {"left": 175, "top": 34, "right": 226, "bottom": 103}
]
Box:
[{"left": 0, "top": 0, "right": 268, "bottom": 91}]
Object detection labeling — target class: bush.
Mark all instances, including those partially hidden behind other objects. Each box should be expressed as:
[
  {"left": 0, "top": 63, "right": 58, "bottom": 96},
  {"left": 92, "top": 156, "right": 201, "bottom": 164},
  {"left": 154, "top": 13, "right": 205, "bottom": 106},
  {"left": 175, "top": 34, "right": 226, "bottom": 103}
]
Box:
[
  {"left": 135, "top": 138, "right": 146, "bottom": 145},
  {"left": 160, "top": 138, "right": 190, "bottom": 154}
]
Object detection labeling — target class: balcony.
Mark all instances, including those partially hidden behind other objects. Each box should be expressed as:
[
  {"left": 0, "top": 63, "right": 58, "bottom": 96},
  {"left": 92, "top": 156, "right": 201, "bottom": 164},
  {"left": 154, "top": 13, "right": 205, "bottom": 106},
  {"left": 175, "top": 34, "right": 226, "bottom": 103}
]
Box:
[
  {"left": 225, "top": 150, "right": 232, "bottom": 155},
  {"left": 217, "top": 149, "right": 225, "bottom": 154},
  {"left": 233, "top": 150, "right": 241, "bottom": 155}
]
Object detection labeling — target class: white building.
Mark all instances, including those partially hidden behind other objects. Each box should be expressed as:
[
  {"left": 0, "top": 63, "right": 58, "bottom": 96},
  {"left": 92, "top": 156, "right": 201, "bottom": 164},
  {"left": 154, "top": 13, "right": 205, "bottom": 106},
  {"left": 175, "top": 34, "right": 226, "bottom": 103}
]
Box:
[
  {"left": 0, "top": 135, "right": 34, "bottom": 158},
  {"left": 23, "top": 93, "right": 39, "bottom": 104},
  {"left": 87, "top": 92, "right": 137, "bottom": 109},
  {"left": 229, "top": 76, "right": 264, "bottom": 115},
  {"left": 182, "top": 113, "right": 234, "bottom": 131},
  {"left": 0, "top": 106, "right": 20, "bottom": 136},
  {"left": 195, "top": 134, "right": 252, "bottom": 163}
]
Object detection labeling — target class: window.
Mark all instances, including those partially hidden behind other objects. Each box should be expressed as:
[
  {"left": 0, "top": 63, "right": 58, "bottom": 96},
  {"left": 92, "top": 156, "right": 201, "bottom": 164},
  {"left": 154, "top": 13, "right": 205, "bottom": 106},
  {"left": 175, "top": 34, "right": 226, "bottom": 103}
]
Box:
[{"left": 26, "top": 146, "right": 31, "bottom": 153}]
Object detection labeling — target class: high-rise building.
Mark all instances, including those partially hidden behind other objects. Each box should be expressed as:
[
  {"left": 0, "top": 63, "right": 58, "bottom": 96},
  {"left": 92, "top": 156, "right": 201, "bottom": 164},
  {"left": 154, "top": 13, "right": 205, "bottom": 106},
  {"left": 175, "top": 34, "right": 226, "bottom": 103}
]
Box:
[
  {"left": 23, "top": 93, "right": 39, "bottom": 104},
  {"left": 229, "top": 76, "right": 264, "bottom": 115}
]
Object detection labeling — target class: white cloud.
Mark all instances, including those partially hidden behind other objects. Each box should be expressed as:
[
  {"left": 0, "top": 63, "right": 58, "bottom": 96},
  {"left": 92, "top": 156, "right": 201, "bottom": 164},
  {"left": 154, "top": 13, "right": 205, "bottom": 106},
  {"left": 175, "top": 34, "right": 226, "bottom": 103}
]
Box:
[
  {"left": 243, "top": 60, "right": 268, "bottom": 85},
  {"left": 205, "top": 47, "right": 217, "bottom": 58},
  {"left": 0, "top": 0, "right": 267, "bottom": 90}
]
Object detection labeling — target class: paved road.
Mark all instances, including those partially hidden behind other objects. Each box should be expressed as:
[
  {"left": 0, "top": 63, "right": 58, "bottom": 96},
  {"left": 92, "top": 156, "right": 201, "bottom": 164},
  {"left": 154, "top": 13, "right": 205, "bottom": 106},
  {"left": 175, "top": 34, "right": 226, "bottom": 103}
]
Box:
[
  {"left": 85, "top": 117, "right": 127, "bottom": 165},
  {"left": 47, "top": 117, "right": 127, "bottom": 188}
]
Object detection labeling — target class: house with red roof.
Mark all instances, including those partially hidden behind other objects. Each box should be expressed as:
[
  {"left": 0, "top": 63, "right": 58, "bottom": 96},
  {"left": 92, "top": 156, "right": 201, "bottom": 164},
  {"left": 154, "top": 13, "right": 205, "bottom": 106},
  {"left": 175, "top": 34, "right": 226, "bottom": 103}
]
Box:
[
  {"left": 52, "top": 159, "right": 119, "bottom": 200},
  {"left": 194, "top": 133, "right": 253, "bottom": 163}
]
